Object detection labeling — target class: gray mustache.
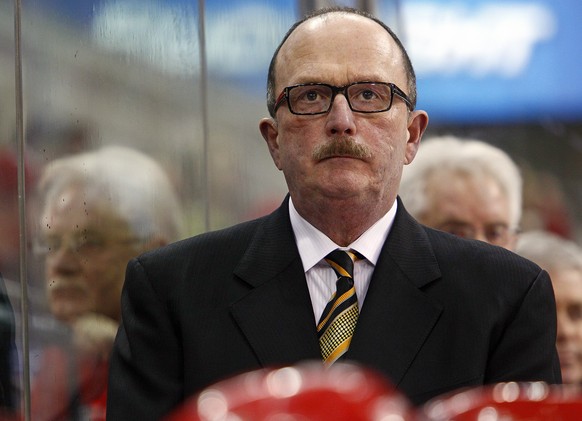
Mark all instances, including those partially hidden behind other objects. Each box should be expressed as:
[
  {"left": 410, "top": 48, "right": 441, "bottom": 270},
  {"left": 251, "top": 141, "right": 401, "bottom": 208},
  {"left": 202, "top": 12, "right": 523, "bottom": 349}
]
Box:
[{"left": 312, "top": 137, "right": 373, "bottom": 160}]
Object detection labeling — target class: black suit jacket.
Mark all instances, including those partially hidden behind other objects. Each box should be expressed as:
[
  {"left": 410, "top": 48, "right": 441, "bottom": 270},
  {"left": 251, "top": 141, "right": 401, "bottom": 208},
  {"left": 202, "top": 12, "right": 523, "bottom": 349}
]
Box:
[{"left": 107, "top": 197, "right": 561, "bottom": 420}]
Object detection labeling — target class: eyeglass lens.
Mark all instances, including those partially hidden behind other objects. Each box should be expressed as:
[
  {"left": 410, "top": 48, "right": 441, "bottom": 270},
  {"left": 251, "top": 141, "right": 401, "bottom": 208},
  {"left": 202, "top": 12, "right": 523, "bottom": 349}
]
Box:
[{"left": 288, "top": 83, "right": 393, "bottom": 114}]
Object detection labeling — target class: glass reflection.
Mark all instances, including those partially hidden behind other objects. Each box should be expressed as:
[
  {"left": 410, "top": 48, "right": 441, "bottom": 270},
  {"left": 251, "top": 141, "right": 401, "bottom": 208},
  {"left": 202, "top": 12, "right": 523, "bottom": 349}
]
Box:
[
  {"left": 29, "top": 145, "right": 184, "bottom": 419},
  {"left": 10, "top": 0, "right": 295, "bottom": 417}
]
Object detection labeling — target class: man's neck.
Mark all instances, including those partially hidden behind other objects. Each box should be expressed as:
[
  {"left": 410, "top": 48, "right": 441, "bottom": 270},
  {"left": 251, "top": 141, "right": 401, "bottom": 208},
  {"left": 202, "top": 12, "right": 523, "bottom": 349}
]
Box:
[{"left": 291, "top": 194, "right": 395, "bottom": 246}]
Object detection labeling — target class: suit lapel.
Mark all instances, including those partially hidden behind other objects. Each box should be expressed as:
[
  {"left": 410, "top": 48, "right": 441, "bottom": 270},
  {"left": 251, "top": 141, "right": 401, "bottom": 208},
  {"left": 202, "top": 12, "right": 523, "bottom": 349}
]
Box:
[
  {"left": 230, "top": 197, "right": 321, "bottom": 366},
  {"left": 229, "top": 197, "right": 444, "bottom": 384},
  {"left": 348, "top": 200, "right": 443, "bottom": 387}
]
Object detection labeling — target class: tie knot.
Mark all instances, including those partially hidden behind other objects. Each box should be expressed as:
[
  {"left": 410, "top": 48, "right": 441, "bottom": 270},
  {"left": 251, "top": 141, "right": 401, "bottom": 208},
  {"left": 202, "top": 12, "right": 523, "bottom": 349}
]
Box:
[{"left": 325, "top": 249, "right": 360, "bottom": 279}]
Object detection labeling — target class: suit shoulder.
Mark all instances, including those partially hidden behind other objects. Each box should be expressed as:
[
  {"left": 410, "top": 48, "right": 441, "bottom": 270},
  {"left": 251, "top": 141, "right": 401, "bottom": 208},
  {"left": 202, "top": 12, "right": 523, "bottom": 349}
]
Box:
[
  {"left": 423, "top": 226, "right": 545, "bottom": 283},
  {"left": 135, "top": 217, "right": 265, "bottom": 270},
  {"left": 418, "top": 227, "right": 553, "bottom": 320}
]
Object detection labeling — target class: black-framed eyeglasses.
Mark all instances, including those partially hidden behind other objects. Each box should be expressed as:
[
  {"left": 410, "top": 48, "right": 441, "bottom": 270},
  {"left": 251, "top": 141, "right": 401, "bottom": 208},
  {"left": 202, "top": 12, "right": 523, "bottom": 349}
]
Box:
[{"left": 273, "top": 81, "right": 414, "bottom": 115}]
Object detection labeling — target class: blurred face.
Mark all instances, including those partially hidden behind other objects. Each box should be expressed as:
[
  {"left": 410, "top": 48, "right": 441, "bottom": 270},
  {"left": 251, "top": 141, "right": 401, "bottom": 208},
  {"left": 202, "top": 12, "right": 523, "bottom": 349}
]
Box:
[
  {"left": 260, "top": 13, "right": 428, "bottom": 215},
  {"left": 40, "top": 186, "right": 142, "bottom": 324},
  {"left": 551, "top": 268, "right": 582, "bottom": 385},
  {"left": 419, "top": 170, "right": 516, "bottom": 250}
]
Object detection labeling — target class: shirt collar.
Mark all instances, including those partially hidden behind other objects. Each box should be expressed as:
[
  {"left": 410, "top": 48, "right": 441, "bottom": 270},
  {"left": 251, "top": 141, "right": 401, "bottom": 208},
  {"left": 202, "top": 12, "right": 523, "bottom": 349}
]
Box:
[{"left": 289, "top": 197, "right": 397, "bottom": 272}]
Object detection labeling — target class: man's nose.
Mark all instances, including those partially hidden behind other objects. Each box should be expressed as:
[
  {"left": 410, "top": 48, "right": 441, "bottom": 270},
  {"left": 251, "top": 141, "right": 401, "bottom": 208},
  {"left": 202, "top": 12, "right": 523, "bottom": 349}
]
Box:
[{"left": 325, "top": 94, "right": 357, "bottom": 137}]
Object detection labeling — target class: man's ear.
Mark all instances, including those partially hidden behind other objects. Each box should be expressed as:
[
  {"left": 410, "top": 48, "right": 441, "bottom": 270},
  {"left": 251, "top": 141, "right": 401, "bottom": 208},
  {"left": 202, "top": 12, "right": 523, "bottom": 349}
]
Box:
[
  {"left": 259, "top": 117, "right": 283, "bottom": 170},
  {"left": 404, "top": 110, "right": 429, "bottom": 165}
]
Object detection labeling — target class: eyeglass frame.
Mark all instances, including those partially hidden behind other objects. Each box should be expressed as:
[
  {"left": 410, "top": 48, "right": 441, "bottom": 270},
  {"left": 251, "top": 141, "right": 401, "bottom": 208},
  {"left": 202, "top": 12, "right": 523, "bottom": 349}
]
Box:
[{"left": 272, "top": 81, "right": 414, "bottom": 115}]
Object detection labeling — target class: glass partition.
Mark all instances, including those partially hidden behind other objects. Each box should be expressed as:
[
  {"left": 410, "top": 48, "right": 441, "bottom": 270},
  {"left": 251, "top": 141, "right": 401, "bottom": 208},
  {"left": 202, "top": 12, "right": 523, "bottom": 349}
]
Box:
[
  {"left": 3, "top": 0, "right": 294, "bottom": 418},
  {"left": 1, "top": 0, "right": 581, "bottom": 418}
]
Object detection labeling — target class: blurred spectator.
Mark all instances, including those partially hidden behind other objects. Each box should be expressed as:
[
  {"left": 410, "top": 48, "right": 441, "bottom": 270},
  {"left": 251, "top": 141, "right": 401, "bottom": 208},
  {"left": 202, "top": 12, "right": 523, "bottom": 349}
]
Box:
[
  {"left": 515, "top": 230, "right": 582, "bottom": 386},
  {"left": 30, "top": 145, "right": 185, "bottom": 421},
  {"left": 399, "top": 135, "right": 522, "bottom": 250}
]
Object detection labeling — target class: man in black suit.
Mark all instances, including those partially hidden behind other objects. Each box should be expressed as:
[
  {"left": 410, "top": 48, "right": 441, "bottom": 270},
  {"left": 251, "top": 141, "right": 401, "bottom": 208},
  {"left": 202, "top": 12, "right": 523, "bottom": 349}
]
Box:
[{"left": 107, "top": 7, "right": 561, "bottom": 420}]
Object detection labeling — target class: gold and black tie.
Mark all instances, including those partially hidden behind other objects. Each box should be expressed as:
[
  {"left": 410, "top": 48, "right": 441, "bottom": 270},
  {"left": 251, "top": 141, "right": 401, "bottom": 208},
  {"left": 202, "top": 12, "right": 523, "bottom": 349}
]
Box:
[{"left": 317, "top": 249, "right": 360, "bottom": 365}]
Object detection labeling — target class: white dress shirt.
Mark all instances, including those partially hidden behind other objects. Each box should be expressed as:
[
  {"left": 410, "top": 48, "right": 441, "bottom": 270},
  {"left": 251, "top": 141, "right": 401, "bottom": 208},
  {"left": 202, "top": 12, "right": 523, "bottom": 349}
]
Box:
[{"left": 289, "top": 197, "right": 397, "bottom": 324}]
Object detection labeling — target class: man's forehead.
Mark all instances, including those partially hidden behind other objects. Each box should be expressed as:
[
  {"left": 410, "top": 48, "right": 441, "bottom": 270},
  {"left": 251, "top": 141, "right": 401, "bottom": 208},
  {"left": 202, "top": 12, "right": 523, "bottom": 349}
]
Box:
[
  {"left": 298, "top": 11, "right": 370, "bottom": 29},
  {"left": 42, "top": 193, "right": 126, "bottom": 231},
  {"left": 283, "top": 12, "right": 391, "bottom": 52},
  {"left": 275, "top": 13, "right": 401, "bottom": 85}
]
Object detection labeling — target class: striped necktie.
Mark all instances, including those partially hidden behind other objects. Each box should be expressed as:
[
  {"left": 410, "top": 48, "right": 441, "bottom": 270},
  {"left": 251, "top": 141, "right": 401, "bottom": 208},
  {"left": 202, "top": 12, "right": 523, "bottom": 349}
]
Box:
[{"left": 317, "top": 249, "right": 360, "bottom": 365}]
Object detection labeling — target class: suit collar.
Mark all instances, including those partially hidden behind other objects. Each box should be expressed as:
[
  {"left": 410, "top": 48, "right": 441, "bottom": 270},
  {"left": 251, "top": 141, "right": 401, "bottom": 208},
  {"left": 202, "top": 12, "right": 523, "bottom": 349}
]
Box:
[
  {"left": 231, "top": 196, "right": 444, "bottom": 380},
  {"left": 348, "top": 198, "right": 443, "bottom": 386},
  {"left": 385, "top": 197, "right": 442, "bottom": 289},
  {"left": 233, "top": 195, "right": 298, "bottom": 288},
  {"left": 231, "top": 195, "right": 322, "bottom": 365},
  {"left": 234, "top": 196, "right": 441, "bottom": 288},
  {"left": 289, "top": 195, "right": 398, "bottom": 269}
]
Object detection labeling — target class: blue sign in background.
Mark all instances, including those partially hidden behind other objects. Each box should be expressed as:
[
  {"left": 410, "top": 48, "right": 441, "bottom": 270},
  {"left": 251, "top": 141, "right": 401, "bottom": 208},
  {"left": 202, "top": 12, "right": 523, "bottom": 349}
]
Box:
[
  {"left": 31, "top": 0, "right": 582, "bottom": 124},
  {"left": 403, "top": 0, "right": 582, "bottom": 124}
]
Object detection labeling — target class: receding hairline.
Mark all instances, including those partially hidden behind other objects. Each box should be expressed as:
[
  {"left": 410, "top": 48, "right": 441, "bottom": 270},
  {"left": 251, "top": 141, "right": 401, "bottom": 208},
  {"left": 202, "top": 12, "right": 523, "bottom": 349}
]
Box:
[
  {"left": 290, "top": 10, "right": 389, "bottom": 40},
  {"left": 266, "top": 7, "right": 417, "bottom": 117},
  {"left": 280, "top": 12, "right": 402, "bottom": 66}
]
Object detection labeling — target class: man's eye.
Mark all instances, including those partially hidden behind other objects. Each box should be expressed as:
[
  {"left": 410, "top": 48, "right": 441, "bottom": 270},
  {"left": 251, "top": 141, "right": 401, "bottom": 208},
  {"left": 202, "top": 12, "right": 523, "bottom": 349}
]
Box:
[
  {"left": 293, "top": 86, "right": 330, "bottom": 103},
  {"left": 485, "top": 226, "right": 509, "bottom": 243},
  {"left": 360, "top": 89, "right": 377, "bottom": 100},
  {"left": 304, "top": 90, "right": 320, "bottom": 101},
  {"left": 487, "top": 231, "right": 504, "bottom": 241},
  {"left": 439, "top": 225, "right": 473, "bottom": 238}
]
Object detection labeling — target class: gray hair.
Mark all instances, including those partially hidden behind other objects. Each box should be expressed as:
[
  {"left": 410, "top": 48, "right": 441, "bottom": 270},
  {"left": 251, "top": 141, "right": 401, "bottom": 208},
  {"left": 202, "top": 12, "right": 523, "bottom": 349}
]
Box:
[
  {"left": 38, "top": 145, "right": 184, "bottom": 243},
  {"left": 399, "top": 135, "right": 523, "bottom": 231},
  {"left": 516, "top": 230, "right": 582, "bottom": 273}
]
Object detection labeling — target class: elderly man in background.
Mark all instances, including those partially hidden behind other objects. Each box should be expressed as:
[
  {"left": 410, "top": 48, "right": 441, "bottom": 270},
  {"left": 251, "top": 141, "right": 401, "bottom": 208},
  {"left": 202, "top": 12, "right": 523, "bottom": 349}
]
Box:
[
  {"left": 31, "top": 145, "right": 184, "bottom": 421},
  {"left": 516, "top": 230, "right": 582, "bottom": 386},
  {"left": 399, "top": 135, "right": 522, "bottom": 250}
]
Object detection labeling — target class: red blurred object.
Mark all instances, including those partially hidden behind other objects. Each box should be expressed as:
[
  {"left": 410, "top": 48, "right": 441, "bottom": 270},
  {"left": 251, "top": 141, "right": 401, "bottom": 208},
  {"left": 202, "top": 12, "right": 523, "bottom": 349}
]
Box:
[
  {"left": 0, "top": 148, "right": 37, "bottom": 194},
  {"left": 165, "top": 362, "right": 418, "bottom": 421},
  {"left": 30, "top": 345, "right": 108, "bottom": 421},
  {"left": 423, "top": 382, "right": 582, "bottom": 421}
]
